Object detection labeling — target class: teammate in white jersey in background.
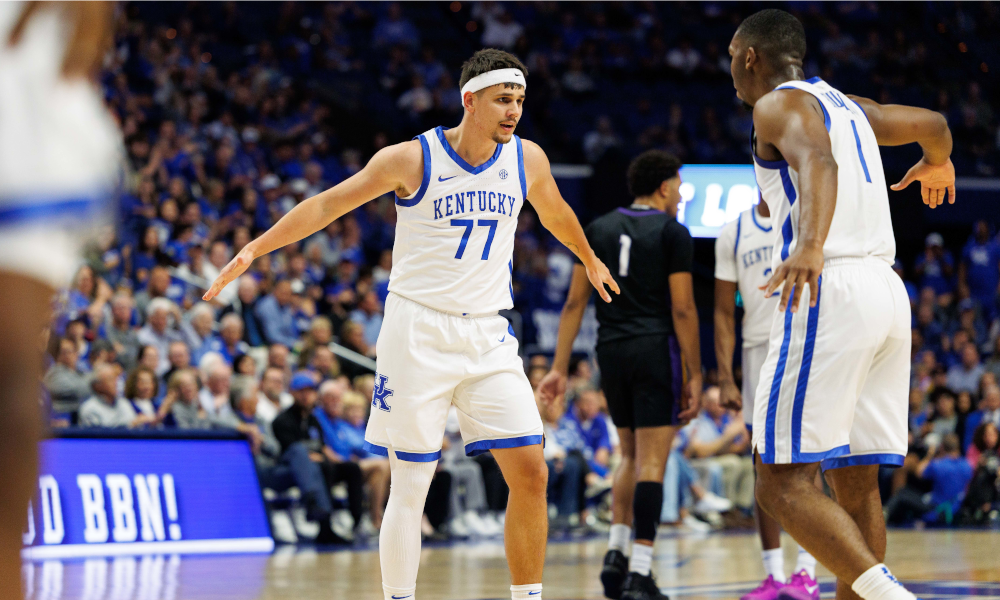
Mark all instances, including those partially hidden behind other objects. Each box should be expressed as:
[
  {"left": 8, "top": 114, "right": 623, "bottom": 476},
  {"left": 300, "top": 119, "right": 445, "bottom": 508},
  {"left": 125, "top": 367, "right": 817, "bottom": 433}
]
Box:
[
  {"left": 715, "top": 201, "right": 821, "bottom": 600},
  {"left": 0, "top": 4, "right": 119, "bottom": 597},
  {"left": 728, "top": 10, "right": 955, "bottom": 600},
  {"left": 203, "top": 49, "right": 619, "bottom": 600}
]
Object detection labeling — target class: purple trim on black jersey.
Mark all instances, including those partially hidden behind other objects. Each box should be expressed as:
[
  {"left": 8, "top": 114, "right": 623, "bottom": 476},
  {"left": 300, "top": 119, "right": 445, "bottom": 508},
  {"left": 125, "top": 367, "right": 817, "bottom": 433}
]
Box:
[{"left": 617, "top": 207, "right": 663, "bottom": 217}]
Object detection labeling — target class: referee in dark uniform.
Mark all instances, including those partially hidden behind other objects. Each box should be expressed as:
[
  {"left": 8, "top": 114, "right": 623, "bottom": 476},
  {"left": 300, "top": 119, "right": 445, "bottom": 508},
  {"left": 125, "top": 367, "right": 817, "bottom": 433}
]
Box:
[{"left": 539, "top": 150, "right": 702, "bottom": 600}]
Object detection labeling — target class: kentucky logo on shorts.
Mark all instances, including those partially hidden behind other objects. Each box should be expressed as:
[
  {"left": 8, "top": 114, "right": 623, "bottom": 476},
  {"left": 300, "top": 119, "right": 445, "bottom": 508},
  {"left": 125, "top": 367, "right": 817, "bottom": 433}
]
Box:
[{"left": 372, "top": 373, "right": 394, "bottom": 412}]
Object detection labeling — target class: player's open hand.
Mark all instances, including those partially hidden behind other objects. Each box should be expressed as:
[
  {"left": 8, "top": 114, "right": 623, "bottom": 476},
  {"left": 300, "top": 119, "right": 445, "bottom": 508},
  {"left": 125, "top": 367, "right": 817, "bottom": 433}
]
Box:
[
  {"left": 719, "top": 379, "right": 743, "bottom": 412},
  {"left": 761, "top": 244, "right": 823, "bottom": 313},
  {"left": 677, "top": 374, "right": 702, "bottom": 423},
  {"left": 890, "top": 157, "right": 956, "bottom": 209},
  {"left": 537, "top": 370, "right": 567, "bottom": 404},
  {"left": 585, "top": 257, "right": 620, "bottom": 303},
  {"left": 203, "top": 246, "right": 255, "bottom": 301}
]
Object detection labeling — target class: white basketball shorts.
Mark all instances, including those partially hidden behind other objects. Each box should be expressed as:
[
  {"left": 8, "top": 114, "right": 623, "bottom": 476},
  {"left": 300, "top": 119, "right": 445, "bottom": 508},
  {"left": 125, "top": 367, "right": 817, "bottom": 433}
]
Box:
[
  {"left": 751, "top": 257, "right": 910, "bottom": 469},
  {"left": 0, "top": 222, "right": 88, "bottom": 289},
  {"left": 363, "top": 293, "right": 543, "bottom": 462},
  {"left": 742, "top": 342, "right": 769, "bottom": 428}
]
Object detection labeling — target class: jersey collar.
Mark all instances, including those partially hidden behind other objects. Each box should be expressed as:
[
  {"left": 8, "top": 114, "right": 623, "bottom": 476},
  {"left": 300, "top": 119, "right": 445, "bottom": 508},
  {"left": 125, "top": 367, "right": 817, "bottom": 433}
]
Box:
[
  {"left": 435, "top": 126, "right": 502, "bottom": 175},
  {"left": 750, "top": 205, "right": 772, "bottom": 232},
  {"left": 618, "top": 203, "right": 663, "bottom": 217}
]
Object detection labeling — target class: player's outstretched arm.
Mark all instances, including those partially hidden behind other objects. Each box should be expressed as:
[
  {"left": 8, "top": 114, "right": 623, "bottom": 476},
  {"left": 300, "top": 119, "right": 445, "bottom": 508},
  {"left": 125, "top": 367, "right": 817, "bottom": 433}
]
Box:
[
  {"left": 538, "top": 264, "right": 593, "bottom": 403},
  {"left": 849, "top": 95, "right": 956, "bottom": 209},
  {"left": 203, "top": 141, "right": 421, "bottom": 300},
  {"left": 755, "top": 90, "right": 838, "bottom": 313},
  {"left": 521, "top": 140, "right": 620, "bottom": 303}
]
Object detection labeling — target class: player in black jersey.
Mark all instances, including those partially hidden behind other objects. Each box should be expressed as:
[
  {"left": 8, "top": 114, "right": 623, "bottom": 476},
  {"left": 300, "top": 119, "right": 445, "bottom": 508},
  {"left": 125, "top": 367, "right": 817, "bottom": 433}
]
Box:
[{"left": 539, "top": 150, "right": 702, "bottom": 600}]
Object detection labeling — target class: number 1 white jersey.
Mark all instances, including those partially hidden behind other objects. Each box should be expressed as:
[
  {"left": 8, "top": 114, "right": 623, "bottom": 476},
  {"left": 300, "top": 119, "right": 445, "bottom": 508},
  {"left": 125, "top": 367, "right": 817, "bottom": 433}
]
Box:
[
  {"left": 389, "top": 126, "right": 526, "bottom": 315},
  {"left": 751, "top": 77, "right": 895, "bottom": 272}
]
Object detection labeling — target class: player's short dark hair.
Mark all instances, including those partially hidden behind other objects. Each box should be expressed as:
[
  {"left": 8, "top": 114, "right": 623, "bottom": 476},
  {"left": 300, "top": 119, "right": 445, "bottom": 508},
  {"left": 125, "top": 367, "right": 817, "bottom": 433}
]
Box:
[
  {"left": 459, "top": 48, "right": 528, "bottom": 90},
  {"left": 626, "top": 150, "right": 682, "bottom": 198},
  {"left": 735, "top": 9, "right": 807, "bottom": 65}
]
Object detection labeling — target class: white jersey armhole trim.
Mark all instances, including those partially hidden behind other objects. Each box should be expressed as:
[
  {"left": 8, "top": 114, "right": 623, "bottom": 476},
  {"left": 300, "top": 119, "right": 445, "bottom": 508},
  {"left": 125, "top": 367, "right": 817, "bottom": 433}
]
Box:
[{"left": 395, "top": 135, "right": 432, "bottom": 207}]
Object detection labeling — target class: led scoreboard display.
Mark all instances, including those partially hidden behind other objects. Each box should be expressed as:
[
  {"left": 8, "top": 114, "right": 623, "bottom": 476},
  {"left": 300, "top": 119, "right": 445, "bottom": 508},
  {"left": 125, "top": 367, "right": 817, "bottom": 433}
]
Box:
[
  {"left": 676, "top": 164, "right": 761, "bottom": 238},
  {"left": 22, "top": 433, "right": 273, "bottom": 559}
]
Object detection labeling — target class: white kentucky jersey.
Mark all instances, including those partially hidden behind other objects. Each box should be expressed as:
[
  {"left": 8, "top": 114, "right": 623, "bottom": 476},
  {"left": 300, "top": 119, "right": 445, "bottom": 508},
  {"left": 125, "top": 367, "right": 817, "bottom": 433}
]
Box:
[
  {"left": 389, "top": 126, "right": 526, "bottom": 315},
  {"left": 0, "top": 2, "right": 121, "bottom": 219},
  {"left": 715, "top": 206, "right": 779, "bottom": 347},
  {"left": 751, "top": 77, "right": 895, "bottom": 274}
]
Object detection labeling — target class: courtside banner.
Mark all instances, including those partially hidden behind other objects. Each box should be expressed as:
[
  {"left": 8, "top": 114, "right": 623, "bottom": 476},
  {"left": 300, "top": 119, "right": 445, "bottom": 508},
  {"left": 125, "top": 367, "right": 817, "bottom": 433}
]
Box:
[
  {"left": 22, "top": 432, "right": 273, "bottom": 560},
  {"left": 677, "top": 164, "right": 760, "bottom": 238}
]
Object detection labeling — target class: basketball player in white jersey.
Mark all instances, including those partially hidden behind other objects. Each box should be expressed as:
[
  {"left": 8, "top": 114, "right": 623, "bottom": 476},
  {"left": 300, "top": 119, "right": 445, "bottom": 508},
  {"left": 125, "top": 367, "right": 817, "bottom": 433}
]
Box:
[
  {"left": 728, "top": 10, "right": 955, "bottom": 600},
  {"left": 0, "top": 2, "right": 119, "bottom": 597},
  {"left": 715, "top": 201, "right": 821, "bottom": 600},
  {"left": 203, "top": 49, "right": 619, "bottom": 600}
]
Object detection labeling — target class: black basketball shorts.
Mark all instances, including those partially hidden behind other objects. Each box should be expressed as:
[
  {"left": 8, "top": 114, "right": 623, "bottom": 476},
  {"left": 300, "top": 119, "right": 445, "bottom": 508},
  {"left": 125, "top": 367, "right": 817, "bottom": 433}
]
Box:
[{"left": 596, "top": 334, "right": 682, "bottom": 430}]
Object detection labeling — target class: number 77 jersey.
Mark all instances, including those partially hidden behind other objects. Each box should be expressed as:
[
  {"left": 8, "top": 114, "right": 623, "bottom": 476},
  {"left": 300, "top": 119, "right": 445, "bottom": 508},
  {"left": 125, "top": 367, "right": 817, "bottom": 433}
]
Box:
[
  {"left": 389, "top": 126, "right": 526, "bottom": 315},
  {"left": 750, "top": 77, "right": 896, "bottom": 272}
]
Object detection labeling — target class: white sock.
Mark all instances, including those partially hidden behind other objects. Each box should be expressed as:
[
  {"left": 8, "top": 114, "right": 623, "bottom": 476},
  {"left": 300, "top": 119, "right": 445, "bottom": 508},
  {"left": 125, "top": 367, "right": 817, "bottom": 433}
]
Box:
[
  {"left": 851, "top": 564, "right": 916, "bottom": 600},
  {"left": 511, "top": 583, "right": 542, "bottom": 600},
  {"left": 384, "top": 584, "right": 416, "bottom": 600},
  {"left": 628, "top": 543, "right": 653, "bottom": 576},
  {"left": 608, "top": 524, "right": 632, "bottom": 553},
  {"left": 761, "top": 548, "right": 786, "bottom": 583},
  {"left": 795, "top": 548, "right": 817, "bottom": 579},
  {"left": 379, "top": 453, "right": 437, "bottom": 597}
]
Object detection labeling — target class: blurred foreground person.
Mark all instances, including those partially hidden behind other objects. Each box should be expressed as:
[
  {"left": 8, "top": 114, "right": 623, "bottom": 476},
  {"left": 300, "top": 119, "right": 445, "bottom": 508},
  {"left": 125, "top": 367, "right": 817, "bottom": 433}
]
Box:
[{"left": 0, "top": 1, "right": 119, "bottom": 596}]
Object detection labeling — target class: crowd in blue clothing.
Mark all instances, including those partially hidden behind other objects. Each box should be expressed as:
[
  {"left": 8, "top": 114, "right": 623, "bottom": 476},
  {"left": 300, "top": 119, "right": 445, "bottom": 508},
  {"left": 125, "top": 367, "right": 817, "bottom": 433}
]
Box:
[
  {"left": 888, "top": 219, "right": 1000, "bottom": 526},
  {"left": 36, "top": 2, "right": 1000, "bottom": 539}
]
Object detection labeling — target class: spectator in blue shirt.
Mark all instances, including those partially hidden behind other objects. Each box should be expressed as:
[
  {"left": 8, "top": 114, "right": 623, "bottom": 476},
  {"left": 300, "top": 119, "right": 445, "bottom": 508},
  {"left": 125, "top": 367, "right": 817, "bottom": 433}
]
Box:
[
  {"left": 349, "top": 290, "right": 384, "bottom": 348},
  {"left": 946, "top": 343, "right": 985, "bottom": 394},
  {"left": 180, "top": 302, "right": 216, "bottom": 359},
  {"left": 963, "top": 383, "right": 1000, "bottom": 451},
  {"left": 314, "top": 380, "right": 390, "bottom": 529},
  {"left": 202, "top": 313, "right": 251, "bottom": 365},
  {"left": 566, "top": 388, "right": 613, "bottom": 477},
  {"left": 914, "top": 233, "right": 955, "bottom": 298},
  {"left": 914, "top": 302, "right": 944, "bottom": 352},
  {"left": 686, "top": 386, "right": 754, "bottom": 511},
  {"left": 959, "top": 221, "right": 1000, "bottom": 318},
  {"left": 953, "top": 298, "right": 989, "bottom": 349},
  {"left": 887, "top": 433, "right": 973, "bottom": 524},
  {"left": 255, "top": 279, "right": 300, "bottom": 348}
]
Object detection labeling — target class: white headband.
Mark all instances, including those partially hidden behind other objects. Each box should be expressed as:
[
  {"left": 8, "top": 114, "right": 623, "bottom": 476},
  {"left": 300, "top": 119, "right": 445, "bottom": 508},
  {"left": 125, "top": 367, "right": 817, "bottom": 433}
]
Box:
[{"left": 460, "top": 68, "right": 526, "bottom": 96}]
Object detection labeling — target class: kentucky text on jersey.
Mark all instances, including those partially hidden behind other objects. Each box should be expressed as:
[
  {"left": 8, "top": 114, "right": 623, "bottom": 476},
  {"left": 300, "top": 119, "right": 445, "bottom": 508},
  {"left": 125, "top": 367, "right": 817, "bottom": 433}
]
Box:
[
  {"left": 388, "top": 126, "right": 526, "bottom": 315},
  {"left": 433, "top": 191, "right": 518, "bottom": 220},
  {"left": 741, "top": 245, "right": 772, "bottom": 271}
]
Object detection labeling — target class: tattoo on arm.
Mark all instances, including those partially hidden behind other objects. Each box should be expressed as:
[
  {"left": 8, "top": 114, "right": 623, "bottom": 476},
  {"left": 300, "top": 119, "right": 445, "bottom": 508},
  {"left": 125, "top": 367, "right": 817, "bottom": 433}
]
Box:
[{"left": 564, "top": 242, "right": 580, "bottom": 254}]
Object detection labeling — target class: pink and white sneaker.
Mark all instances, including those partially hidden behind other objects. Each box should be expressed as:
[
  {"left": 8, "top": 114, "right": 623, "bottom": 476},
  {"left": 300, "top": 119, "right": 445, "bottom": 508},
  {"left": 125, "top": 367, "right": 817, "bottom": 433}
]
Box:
[
  {"left": 777, "top": 570, "right": 820, "bottom": 600},
  {"left": 740, "top": 575, "right": 785, "bottom": 600}
]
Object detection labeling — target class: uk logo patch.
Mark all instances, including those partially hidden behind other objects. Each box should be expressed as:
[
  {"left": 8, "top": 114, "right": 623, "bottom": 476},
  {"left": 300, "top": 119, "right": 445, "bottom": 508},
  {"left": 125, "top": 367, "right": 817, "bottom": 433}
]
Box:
[{"left": 372, "top": 373, "right": 394, "bottom": 412}]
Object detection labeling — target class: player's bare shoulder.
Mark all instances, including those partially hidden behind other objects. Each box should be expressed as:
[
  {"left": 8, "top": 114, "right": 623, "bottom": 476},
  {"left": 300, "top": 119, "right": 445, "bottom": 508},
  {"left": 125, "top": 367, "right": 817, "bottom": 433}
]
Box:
[
  {"left": 753, "top": 87, "right": 824, "bottom": 136},
  {"left": 368, "top": 139, "right": 425, "bottom": 198},
  {"left": 518, "top": 138, "right": 551, "bottom": 189}
]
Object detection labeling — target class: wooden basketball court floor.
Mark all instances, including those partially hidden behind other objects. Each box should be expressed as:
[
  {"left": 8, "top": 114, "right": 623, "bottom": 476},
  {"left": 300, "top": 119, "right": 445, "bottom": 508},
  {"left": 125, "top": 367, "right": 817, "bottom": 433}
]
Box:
[{"left": 21, "top": 529, "right": 1000, "bottom": 600}]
